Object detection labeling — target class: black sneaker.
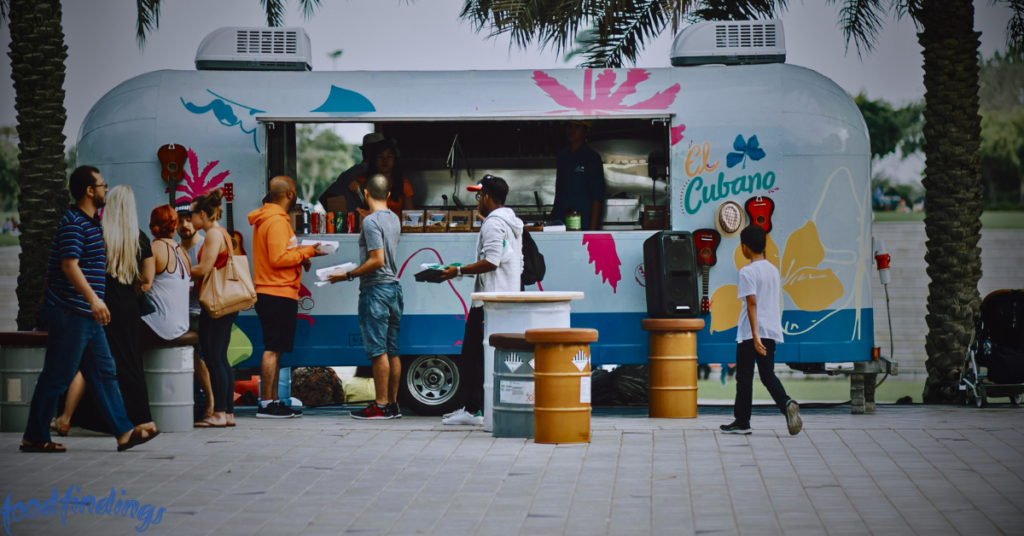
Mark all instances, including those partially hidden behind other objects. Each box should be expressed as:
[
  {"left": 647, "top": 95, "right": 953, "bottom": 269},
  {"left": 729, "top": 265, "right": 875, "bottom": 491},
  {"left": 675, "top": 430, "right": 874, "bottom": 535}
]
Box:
[
  {"left": 785, "top": 400, "right": 803, "bottom": 436},
  {"left": 350, "top": 402, "right": 393, "bottom": 420},
  {"left": 286, "top": 404, "right": 303, "bottom": 418},
  {"left": 256, "top": 401, "right": 294, "bottom": 419},
  {"left": 388, "top": 403, "right": 402, "bottom": 419},
  {"left": 720, "top": 421, "right": 751, "bottom": 435}
]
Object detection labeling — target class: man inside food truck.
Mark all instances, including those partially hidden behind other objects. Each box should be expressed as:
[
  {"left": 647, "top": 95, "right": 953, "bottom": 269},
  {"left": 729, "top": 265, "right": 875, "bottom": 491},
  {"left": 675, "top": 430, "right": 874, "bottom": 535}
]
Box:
[
  {"left": 550, "top": 120, "right": 606, "bottom": 231},
  {"left": 317, "top": 132, "right": 383, "bottom": 212},
  {"left": 349, "top": 138, "right": 415, "bottom": 218}
]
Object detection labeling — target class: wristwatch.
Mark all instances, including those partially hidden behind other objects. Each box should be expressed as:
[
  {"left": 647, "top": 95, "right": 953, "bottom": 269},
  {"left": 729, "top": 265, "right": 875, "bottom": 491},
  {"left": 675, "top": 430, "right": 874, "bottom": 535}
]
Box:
[
  {"left": 346, "top": 272, "right": 354, "bottom": 281},
  {"left": 456, "top": 266, "right": 462, "bottom": 277}
]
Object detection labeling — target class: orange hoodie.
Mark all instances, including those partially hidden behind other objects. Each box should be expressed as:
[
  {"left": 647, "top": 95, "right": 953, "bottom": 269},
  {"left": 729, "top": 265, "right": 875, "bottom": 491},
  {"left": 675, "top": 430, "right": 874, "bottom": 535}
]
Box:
[{"left": 247, "top": 203, "right": 315, "bottom": 300}]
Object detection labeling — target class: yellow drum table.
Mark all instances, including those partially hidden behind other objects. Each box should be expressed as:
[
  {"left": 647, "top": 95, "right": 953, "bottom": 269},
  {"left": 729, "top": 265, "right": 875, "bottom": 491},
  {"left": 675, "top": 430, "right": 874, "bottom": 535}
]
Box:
[
  {"left": 642, "top": 318, "right": 705, "bottom": 418},
  {"left": 525, "top": 328, "right": 598, "bottom": 444}
]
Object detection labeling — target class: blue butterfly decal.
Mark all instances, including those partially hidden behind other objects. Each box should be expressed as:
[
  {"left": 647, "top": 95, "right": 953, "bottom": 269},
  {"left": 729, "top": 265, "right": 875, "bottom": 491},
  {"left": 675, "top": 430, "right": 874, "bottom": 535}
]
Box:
[{"left": 726, "top": 135, "right": 766, "bottom": 169}]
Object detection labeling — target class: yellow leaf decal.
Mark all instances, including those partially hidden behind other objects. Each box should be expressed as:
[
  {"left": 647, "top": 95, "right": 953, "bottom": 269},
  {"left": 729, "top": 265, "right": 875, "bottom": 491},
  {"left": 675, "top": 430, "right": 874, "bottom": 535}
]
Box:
[
  {"left": 783, "top": 267, "right": 844, "bottom": 312},
  {"left": 709, "top": 284, "right": 741, "bottom": 334},
  {"left": 780, "top": 221, "right": 825, "bottom": 280},
  {"left": 227, "top": 323, "right": 253, "bottom": 367},
  {"left": 732, "top": 233, "right": 780, "bottom": 271}
]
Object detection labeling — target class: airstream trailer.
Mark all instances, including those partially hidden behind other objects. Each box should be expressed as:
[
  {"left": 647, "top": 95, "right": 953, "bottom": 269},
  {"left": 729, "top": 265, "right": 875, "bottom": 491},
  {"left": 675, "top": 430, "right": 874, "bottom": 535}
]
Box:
[{"left": 78, "top": 20, "right": 881, "bottom": 414}]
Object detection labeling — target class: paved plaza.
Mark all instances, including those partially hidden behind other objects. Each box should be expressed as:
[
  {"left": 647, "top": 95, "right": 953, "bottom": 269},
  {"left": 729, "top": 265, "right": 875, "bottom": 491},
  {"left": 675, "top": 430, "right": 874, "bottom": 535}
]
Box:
[{"left": 2, "top": 404, "right": 1023, "bottom": 536}]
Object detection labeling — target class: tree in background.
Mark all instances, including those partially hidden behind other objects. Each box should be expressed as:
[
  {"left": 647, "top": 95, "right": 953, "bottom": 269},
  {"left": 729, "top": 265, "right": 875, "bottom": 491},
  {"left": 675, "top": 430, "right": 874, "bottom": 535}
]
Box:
[
  {"left": 296, "top": 126, "right": 360, "bottom": 205},
  {"left": 979, "top": 50, "right": 1024, "bottom": 205},
  {"left": 0, "top": 126, "right": 18, "bottom": 212},
  {"left": 854, "top": 93, "right": 924, "bottom": 162}
]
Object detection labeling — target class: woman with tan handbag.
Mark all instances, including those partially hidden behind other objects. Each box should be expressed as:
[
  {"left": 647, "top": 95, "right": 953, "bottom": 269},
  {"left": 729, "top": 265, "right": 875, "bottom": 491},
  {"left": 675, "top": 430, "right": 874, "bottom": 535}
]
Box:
[{"left": 189, "top": 190, "right": 255, "bottom": 428}]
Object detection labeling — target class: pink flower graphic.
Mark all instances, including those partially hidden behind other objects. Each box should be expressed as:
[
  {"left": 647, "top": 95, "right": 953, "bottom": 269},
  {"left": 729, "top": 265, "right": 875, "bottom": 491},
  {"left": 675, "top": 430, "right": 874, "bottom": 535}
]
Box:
[
  {"left": 533, "top": 69, "right": 680, "bottom": 115},
  {"left": 582, "top": 234, "right": 622, "bottom": 293},
  {"left": 166, "top": 148, "right": 230, "bottom": 203}
]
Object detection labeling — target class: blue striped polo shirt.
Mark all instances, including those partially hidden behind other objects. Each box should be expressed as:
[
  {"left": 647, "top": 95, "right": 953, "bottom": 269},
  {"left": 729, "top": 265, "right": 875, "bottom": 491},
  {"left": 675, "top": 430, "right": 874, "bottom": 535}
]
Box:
[{"left": 45, "top": 205, "right": 106, "bottom": 316}]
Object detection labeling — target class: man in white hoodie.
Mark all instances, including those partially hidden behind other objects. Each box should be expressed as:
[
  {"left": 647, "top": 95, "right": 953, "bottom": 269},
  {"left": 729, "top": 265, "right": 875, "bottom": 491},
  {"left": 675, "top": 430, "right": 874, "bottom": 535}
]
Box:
[{"left": 437, "top": 175, "right": 523, "bottom": 425}]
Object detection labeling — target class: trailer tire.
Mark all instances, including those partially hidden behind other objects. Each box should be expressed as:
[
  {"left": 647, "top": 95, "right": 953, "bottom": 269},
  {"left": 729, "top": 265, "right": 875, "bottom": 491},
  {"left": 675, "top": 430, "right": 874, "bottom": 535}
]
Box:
[{"left": 398, "top": 354, "right": 466, "bottom": 416}]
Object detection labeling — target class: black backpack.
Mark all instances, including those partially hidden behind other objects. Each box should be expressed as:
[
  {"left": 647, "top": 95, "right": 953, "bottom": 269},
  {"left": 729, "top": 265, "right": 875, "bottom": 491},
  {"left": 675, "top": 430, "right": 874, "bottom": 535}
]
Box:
[{"left": 520, "top": 230, "right": 546, "bottom": 288}]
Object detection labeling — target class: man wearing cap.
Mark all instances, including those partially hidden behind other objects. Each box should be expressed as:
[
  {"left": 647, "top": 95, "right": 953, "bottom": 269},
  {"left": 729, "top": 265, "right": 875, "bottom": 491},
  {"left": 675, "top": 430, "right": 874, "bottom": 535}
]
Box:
[
  {"left": 317, "top": 132, "right": 385, "bottom": 212},
  {"left": 551, "top": 121, "right": 606, "bottom": 230},
  {"left": 437, "top": 176, "right": 524, "bottom": 425}
]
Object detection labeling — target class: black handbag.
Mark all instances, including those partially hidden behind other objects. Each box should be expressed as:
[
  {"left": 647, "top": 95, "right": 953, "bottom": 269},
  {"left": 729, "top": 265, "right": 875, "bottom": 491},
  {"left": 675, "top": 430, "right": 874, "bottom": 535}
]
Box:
[{"left": 138, "top": 291, "right": 157, "bottom": 316}]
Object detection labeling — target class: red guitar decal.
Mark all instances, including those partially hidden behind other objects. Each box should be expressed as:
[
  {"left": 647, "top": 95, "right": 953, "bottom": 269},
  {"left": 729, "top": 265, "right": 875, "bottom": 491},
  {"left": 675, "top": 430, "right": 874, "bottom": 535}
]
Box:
[
  {"left": 744, "top": 196, "right": 775, "bottom": 234},
  {"left": 223, "top": 183, "right": 246, "bottom": 255},
  {"left": 692, "top": 228, "right": 721, "bottom": 315}
]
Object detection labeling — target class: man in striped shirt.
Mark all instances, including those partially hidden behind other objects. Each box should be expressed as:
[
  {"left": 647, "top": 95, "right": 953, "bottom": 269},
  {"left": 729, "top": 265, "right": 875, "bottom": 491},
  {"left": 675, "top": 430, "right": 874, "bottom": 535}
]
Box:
[{"left": 21, "top": 166, "right": 157, "bottom": 453}]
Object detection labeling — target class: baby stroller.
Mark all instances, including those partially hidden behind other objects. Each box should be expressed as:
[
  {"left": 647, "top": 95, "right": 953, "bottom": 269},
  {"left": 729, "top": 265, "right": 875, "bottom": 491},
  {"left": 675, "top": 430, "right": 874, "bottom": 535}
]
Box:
[{"left": 960, "top": 289, "right": 1024, "bottom": 408}]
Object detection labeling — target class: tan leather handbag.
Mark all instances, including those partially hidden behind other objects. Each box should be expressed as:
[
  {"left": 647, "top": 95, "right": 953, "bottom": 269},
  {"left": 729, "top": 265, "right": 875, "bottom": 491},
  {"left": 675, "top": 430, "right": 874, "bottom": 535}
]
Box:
[{"left": 199, "top": 231, "right": 257, "bottom": 318}]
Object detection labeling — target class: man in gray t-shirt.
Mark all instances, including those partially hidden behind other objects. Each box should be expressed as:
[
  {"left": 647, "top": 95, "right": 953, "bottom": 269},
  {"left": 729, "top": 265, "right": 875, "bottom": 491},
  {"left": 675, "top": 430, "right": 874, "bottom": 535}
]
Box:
[
  {"left": 357, "top": 209, "right": 400, "bottom": 289},
  {"left": 329, "top": 174, "right": 404, "bottom": 420}
]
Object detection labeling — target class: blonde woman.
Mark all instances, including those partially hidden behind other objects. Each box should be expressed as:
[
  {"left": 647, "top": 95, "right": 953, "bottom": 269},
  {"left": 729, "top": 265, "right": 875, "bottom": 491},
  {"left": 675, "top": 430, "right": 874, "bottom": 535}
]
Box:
[{"left": 52, "top": 185, "right": 158, "bottom": 436}]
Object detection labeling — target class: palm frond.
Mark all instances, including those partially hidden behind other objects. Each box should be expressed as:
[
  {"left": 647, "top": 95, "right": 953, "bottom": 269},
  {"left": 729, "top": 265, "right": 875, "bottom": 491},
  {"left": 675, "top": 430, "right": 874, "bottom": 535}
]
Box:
[
  {"left": 566, "top": 1, "right": 682, "bottom": 68},
  {"left": 136, "top": 0, "right": 161, "bottom": 49},
  {"left": 688, "top": 0, "right": 787, "bottom": 23},
  {"left": 297, "top": 0, "right": 322, "bottom": 21},
  {"left": 262, "top": 0, "right": 286, "bottom": 27},
  {"left": 0, "top": 0, "right": 9, "bottom": 26},
  {"left": 1002, "top": 0, "right": 1024, "bottom": 54},
  {"left": 827, "top": 0, "right": 891, "bottom": 58},
  {"left": 460, "top": 0, "right": 570, "bottom": 50}
]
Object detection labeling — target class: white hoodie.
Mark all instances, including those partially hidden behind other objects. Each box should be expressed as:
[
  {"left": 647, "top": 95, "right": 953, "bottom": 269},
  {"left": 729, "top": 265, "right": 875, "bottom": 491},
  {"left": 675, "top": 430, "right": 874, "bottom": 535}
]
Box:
[{"left": 473, "top": 207, "right": 524, "bottom": 307}]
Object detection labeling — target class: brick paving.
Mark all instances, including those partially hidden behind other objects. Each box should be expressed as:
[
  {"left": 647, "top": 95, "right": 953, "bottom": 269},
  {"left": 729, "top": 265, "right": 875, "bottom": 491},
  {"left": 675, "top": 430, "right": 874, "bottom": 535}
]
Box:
[{"left": 2, "top": 405, "right": 1022, "bottom": 536}]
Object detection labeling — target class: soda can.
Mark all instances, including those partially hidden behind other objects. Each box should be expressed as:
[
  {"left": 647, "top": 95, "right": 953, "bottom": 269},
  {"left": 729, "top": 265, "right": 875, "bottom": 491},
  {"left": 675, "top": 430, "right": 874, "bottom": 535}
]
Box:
[{"left": 327, "top": 212, "right": 335, "bottom": 234}]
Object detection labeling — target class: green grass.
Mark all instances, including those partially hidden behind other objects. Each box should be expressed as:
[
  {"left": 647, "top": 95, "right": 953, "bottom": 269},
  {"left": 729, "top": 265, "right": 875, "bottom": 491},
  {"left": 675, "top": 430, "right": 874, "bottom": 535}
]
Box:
[
  {"left": 697, "top": 378, "right": 924, "bottom": 403},
  {"left": 874, "top": 210, "right": 1024, "bottom": 229},
  {"left": 0, "top": 234, "right": 18, "bottom": 247}
]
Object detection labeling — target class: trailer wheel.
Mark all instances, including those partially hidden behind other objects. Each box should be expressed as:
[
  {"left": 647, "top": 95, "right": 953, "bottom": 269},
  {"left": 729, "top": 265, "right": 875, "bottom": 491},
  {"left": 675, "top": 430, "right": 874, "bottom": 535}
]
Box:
[
  {"left": 1011, "top": 392, "right": 1022, "bottom": 406},
  {"left": 398, "top": 354, "right": 465, "bottom": 416}
]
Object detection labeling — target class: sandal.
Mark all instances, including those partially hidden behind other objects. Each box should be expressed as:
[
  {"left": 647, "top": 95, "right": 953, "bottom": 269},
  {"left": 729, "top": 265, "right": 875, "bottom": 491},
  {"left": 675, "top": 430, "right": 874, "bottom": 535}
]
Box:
[
  {"left": 194, "top": 420, "right": 227, "bottom": 428},
  {"left": 117, "top": 427, "right": 160, "bottom": 452},
  {"left": 20, "top": 441, "right": 67, "bottom": 453},
  {"left": 49, "top": 418, "right": 70, "bottom": 437}
]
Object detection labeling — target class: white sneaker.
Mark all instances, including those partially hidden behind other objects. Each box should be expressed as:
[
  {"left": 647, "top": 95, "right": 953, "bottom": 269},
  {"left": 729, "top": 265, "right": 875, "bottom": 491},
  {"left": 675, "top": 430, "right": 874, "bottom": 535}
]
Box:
[{"left": 441, "top": 408, "right": 483, "bottom": 425}]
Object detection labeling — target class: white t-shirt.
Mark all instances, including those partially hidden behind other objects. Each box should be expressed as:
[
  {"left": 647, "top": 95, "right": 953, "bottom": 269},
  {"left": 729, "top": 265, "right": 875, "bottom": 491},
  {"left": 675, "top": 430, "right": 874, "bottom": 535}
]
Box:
[{"left": 736, "top": 259, "right": 784, "bottom": 343}]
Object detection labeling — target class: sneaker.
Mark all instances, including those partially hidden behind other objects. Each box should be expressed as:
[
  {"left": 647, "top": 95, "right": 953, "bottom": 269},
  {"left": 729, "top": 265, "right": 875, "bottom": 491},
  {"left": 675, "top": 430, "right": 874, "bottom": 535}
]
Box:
[
  {"left": 785, "top": 400, "right": 803, "bottom": 436},
  {"left": 286, "top": 404, "right": 303, "bottom": 418},
  {"left": 719, "top": 421, "right": 751, "bottom": 435},
  {"left": 256, "top": 401, "right": 294, "bottom": 419},
  {"left": 441, "top": 408, "right": 483, "bottom": 425},
  {"left": 388, "top": 403, "right": 402, "bottom": 419},
  {"left": 350, "top": 403, "right": 393, "bottom": 420}
]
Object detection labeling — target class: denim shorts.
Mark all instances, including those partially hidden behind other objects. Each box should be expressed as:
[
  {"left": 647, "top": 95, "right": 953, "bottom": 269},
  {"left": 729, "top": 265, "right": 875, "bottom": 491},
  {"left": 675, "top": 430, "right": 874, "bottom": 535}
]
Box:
[{"left": 358, "top": 283, "right": 403, "bottom": 359}]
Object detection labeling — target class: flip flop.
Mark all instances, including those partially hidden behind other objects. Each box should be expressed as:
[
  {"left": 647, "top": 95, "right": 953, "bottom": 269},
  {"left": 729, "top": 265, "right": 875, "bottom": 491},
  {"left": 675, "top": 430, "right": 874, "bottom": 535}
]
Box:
[
  {"left": 20, "top": 441, "right": 67, "bottom": 453},
  {"left": 117, "top": 428, "right": 160, "bottom": 452},
  {"left": 193, "top": 421, "right": 227, "bottom": 428},
  {"left": 49, "top": 418, "right": 70, "bottom": 437}
]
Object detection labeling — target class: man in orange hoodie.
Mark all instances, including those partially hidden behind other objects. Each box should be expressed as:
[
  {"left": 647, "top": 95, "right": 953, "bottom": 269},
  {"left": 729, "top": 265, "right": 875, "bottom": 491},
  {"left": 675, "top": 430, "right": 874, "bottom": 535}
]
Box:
[{"left": 248, "top": 176, "right": 325, "bottom": 418}]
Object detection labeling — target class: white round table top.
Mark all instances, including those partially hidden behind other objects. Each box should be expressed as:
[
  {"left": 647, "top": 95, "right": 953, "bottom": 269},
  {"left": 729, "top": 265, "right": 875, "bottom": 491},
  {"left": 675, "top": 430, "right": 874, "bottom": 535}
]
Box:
[{"left": 470, "top": 291, "right": 584, "bottom": 303}]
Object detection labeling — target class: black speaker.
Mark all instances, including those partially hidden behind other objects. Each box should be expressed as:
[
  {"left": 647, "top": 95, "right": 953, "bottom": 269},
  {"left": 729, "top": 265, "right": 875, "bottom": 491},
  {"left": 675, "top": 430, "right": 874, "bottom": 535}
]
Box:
[{"left": 643, "top": 231, "right": 699, "bottom": 318}]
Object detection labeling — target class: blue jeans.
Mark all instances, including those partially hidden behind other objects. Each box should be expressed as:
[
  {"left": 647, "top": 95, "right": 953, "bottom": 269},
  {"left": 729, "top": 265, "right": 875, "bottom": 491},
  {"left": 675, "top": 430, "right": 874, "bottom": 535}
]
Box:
[
  {"left": 23, "top": 303, "right": 134, "bottom": 443},
  {"left": 358, "top": 283, "right": 403, "bottom": 359}
]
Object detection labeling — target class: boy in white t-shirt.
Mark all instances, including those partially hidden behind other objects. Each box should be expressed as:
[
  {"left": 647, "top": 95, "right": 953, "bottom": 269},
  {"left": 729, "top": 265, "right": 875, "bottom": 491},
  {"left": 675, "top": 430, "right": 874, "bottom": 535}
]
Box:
[{"left": 721, "top": 225, "right": 802, "bottom": 436}]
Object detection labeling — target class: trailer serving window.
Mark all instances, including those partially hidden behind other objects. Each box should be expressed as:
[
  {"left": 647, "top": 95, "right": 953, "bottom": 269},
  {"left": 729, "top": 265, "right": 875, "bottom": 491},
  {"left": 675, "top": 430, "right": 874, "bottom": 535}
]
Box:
[{"left": 262, "top": 117, "right": 672, "bottom": 232}]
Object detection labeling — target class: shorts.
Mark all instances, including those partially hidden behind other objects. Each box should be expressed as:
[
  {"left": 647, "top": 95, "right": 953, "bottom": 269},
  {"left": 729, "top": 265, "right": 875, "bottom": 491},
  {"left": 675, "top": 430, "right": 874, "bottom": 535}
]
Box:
[
  {"left": 358, "top": 283, "right": 403, "bottom": 359},
  {"left": 255, "top": 293, "right": 299, "bottom": 353}
]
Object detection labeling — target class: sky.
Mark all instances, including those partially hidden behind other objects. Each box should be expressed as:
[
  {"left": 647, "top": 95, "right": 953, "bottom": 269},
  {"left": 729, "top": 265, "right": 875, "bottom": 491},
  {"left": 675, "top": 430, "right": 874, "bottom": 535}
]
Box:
[{"left": 0, "top": 0, "right": 1015, "bottom": 183}]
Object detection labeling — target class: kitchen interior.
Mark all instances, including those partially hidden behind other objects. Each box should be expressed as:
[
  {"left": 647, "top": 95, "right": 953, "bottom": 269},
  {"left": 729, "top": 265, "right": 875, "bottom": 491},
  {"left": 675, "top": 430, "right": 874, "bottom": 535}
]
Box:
[{"left": 276, "top": 118, "right": 673, "bottom": 233}]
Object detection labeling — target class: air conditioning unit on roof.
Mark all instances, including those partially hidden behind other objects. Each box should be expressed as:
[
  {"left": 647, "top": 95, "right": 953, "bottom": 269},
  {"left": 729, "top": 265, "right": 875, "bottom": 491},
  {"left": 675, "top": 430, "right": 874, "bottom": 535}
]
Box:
[
  {"left": 196, "top": 27, "right": 312, "bottom": 71},
  {"left": 671, "top": 19, "right": 786, "bottom": 66}
]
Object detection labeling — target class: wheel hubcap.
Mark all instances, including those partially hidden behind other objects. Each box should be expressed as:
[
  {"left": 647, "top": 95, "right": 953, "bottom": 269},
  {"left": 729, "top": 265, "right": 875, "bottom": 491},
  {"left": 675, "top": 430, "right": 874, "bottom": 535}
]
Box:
[{"left": 407, "top": 355, "right": 459, "bottom": 406}]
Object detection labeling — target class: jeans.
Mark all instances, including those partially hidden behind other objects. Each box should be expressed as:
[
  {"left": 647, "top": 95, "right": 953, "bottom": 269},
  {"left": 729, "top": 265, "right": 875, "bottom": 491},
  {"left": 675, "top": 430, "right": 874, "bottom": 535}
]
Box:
[
  {"left": 459, "top": 307, "right": 485, "bottom": 414},
  {"left": 199, "top": 308, "right": 239, "bottom": 413},
  {"left": 23, "top": 303, "right": 134, "bottom": 443},
  {"left": 733, "top": 339, "right": 790, "bottom": 427},
  {"left": 358, "top": 283, "right": 403, "bottom": 359}
]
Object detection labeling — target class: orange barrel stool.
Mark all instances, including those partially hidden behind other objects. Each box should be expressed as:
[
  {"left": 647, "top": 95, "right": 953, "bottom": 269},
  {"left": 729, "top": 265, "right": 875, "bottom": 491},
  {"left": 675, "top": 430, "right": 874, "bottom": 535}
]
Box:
[
  {"left": 642, "top": 318, "right": 705, "bottom": 418},
  {"left": 526, "top": 328, "right": 598, "bottom": 444}
]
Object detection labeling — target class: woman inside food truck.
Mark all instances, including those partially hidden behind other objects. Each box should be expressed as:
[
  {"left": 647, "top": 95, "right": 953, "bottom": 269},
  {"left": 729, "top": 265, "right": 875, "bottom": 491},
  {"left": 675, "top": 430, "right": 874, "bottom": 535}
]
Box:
[{"left": 348, "top": 138, "right": 415, "bottom": 217}]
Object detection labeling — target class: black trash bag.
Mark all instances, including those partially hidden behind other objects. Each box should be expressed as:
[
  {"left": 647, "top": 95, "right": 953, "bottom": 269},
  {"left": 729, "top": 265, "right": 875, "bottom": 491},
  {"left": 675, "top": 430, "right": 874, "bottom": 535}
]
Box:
[{"left": 592, "top": 365, "right": 649, "bottom": 406}]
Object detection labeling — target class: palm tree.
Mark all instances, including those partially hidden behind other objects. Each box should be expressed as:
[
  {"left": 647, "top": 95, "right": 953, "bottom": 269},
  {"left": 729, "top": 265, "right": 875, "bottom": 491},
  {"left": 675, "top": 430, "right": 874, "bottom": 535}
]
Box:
[
  {"left": 1, "top": 0, "right": 322, "bottom": 330},
  {"left": 461, "top": 0, "right": 1024, "bottom": 403}
]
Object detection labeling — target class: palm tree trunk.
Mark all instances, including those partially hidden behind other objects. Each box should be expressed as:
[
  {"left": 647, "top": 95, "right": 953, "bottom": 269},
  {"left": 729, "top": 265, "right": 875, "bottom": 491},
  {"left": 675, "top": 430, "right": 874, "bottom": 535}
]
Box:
[
  {"left": 8, "top": 0, "right": 70, "bottom": 330},
  {"left": 918, "top": 0, "right": 984, "bottom": 403}
]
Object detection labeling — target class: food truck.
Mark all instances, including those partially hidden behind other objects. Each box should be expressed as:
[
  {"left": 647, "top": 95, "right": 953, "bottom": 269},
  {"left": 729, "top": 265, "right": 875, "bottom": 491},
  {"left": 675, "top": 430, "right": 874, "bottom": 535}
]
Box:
[{"left": 78, "top": 20, "right": 884, "bottom": 414}]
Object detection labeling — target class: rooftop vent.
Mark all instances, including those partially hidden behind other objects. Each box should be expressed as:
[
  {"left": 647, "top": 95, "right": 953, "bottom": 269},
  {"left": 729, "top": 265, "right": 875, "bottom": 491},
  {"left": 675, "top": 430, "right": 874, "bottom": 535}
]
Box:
[
  {"left": 196, "top": 27, "right": 312, "bottom": 71},
  {"left": 671, "top": 20, "right": 785, "bottom": 66}
]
